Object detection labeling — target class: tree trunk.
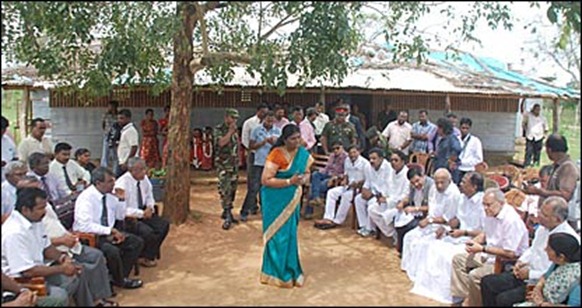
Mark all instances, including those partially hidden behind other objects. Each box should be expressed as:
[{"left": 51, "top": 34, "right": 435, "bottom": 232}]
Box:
[{"left": 163, "top": 3, "right": 196, "bottom": 224}]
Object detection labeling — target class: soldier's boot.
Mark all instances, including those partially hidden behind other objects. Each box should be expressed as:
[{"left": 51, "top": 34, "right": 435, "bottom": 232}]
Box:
[
  {"left": 221, "top": 209, "right": 227, "bottom": 220},
  {"left": 222, "top": 210, "right": 239, "bottom": 230}
]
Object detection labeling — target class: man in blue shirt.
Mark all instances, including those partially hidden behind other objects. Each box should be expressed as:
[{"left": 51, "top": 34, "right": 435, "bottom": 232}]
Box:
[
  {"left": 410, "top": 109, "right": 437, "bottom": 154},
  {"left": 240, "top": 111, "right": 281, "bottom": 222}
]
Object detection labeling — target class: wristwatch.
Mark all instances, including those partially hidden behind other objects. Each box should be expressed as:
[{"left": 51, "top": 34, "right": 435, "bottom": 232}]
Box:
[{"left": 428, "top": 217, "right": 434, "bottom": 224}]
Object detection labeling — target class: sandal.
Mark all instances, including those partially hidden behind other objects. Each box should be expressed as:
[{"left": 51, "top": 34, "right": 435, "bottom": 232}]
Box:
[{"left": 96, "top": 299, "right": 119, "bottom": 307}]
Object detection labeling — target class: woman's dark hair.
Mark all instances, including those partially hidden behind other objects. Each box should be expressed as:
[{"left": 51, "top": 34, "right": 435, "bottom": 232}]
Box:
[
  {"left": 545, "top": 134, "right": 568, "bottom": 153},
  {"left": 548, "top": 232, "right": 581, "bottom": 262},
  {"left": 15, "top": 187, "right": 47, "bottom": 212},
  {"left": 407, "top": 164, "right": 425, "bottom": 180},
  {"left": 270, "top": 124, "right": 301, "bottom": 151},
  {"left": 75, "top": 148, "right": 90, "bottom": 159},
  {"left": 436, "top": 117, "right": 453, "bottom": 135}
]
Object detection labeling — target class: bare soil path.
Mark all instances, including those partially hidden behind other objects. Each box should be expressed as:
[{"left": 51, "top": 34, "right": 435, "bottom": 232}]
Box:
[{"left": 115, "top": 181, "right": 444, "bottom": 306}]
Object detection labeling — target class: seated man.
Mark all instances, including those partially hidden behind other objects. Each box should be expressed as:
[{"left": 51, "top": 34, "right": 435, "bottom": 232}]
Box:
[
  {"left": 49, "top": 142, "right": 91, "bottom": 195},
  {"left": 393, "top": 164, "right": 434, "bottom": 256},
  {"left": 450, "top": 188, "right": 529, "bottom": 306},
  {"left": 314, "top": 145, "right": 369, "bottom": 229},
  {"left": 366, "top": 150, "right": 410, "bottom": 241},
  {"left": 408, "top": 172, "right": 486, "bottom": 304},
  {"left": 481, "top": 196, "right": 580, "bottom": 307},
  {"left": 354, "top": 148, "right": 392, "bottom": 237},
  {"left": 400, "top": 168, "right": 462, "bottom": 281},
  {"left": 73, "top": 167, "right": 144, "bottom": 289},
  {"left": 2, "top": 187, "right": 94, "bottom": 306},
  {"left": 2, "top": 161, "right": 28, "bottom": 222},
  {"left": 14, "top": 175, "right": 116, "bottom": 306},
  {"left": 26, "top": 152, "right": 70, "bottom": 205},
  {"left": 305, "top": 141, "right": 347, "bottom": 219},
  {"left": 115, "top": 157, "right": 170, "bottom": 267}
]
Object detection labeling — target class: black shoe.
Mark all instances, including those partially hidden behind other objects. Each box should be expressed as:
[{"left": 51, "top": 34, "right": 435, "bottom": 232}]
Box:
[
  {"left": 240, "top": 214, "right": 248, "bottom": 222},
  {"left": 114, "top": 278, "right": 143, "bottom": 289},
  {"left": 226, "top": 211, "right": 239, "bottom": 224},
  {"left": 222, "top": 219, "right": 232, "bottom": 230},
  {"left": 250, "top": 207, "right": 259, "bottom": 215}
]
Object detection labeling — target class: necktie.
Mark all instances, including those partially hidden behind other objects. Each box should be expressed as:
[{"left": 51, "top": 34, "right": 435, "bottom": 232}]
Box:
[
  {"left": 40, "top": 176, "right": 53, "bottom": 203},
  {"left": 137, "top": 181, "right": 145, "bottom": 210},
  {"left": 62, "top": 165, "right": 75, "bottom": 191},
  {"left": 101, "top": 195, "right": 109, "bottom": 227}
]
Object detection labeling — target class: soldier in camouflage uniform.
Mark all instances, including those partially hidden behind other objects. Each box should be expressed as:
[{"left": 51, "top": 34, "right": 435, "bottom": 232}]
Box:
[
  {"left": 214, "top": 108, "right": 240, "bottom": 230},
  {"left": 319, "top": 106, "right": 357, "bottom": 155},
  {"left": 365, "top": 126, "right": 391, "bottom": 158}
]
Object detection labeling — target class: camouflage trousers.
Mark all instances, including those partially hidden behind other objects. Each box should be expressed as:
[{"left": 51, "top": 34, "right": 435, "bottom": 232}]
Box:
[{"left": 217, "top": 168, "right": 239, "bottom": 211}]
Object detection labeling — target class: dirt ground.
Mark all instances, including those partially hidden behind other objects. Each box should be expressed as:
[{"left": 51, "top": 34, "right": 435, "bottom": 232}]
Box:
[{"left": 115, "top": 180, "right": 445, "bottom": 306}]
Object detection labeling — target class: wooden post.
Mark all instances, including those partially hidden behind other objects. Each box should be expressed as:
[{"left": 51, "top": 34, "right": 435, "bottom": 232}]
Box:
[
  {"left": 552, "top": 98, "right": 560, "bottom": 133},
  {"left": 319, "top": 85, "right": 325, "bottom": 107},
  {"left": 19, "top": 87, "right": 30, "bottom": 140}
]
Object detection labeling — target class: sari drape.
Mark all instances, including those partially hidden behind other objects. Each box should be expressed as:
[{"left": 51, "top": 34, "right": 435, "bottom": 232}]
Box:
[{"left": 260, "top": 146, "right": 310, "bottom": 288}]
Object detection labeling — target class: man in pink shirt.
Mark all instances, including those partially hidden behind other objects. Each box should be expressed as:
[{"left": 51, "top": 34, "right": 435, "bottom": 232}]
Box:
[
  {"left": 290, "top": 106, "right": 317, "bottom": 152},
  {"left": 273, "top": 104, "right": 290, "bottom": 130}
]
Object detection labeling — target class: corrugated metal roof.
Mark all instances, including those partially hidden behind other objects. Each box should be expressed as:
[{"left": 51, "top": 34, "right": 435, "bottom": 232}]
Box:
[{"left": 2, "top": 46, "right": 580, "bottom": 99}]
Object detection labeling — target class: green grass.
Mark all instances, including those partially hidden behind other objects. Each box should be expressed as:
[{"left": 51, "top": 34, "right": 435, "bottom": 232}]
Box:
[{"left": 1, "top": 90, "right": 24, "bottom": 145}]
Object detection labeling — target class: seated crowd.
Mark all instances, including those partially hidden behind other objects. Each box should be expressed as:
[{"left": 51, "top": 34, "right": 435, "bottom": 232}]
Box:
[
  {"left": 236, "top": 101, "right": 579, "bottom": 306},
  {"left": 1, "top": 114, "right": 170, "bottom": 307}
]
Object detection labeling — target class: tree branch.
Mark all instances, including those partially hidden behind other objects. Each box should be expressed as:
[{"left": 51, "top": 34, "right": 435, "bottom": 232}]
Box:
[
  {"left": 204, "top": 1, "right": 228, "bottom": 12},
  {"left": 259, "top": 16, "right": 300, "bottom": 42},
  {"left": 189, "top": 51, "right": 252, "bottom": 74},
  {"left": 547, "top": 49, "right": 579, "bottom": 84},
  {"left": 193, "top": 2, "right": 209, "bottom": 56}
]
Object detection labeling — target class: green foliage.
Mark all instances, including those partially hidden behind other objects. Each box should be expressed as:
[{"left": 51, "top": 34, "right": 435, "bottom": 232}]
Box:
[{"left": 546, "top": 1, "right": 581, "bottom": 48}]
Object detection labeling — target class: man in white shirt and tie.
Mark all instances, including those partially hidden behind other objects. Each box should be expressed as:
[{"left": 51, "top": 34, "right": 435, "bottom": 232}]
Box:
[
  {"left": 26, "top": 152, "right": 70, "bottom": 204},
  {"left": 354, "top": 148, "right": 392, "bottom": 237},
  {"left": 114, "top": 157, "right": 170, "bottom": 268},
  {"left": 49, "top": 142, "right": 91, "bottom": 195},
  {"left": 457, "top": 117, "right": 483, "bottom": 185},
  {"left": 314, "top": 145, "right": 370, "bottom": 229},
  {"left": 73, "top": 167, "right": 144, "bottom": 289},
  {"left": 481, "top": 196, "right": 580, "bottom": 306}
]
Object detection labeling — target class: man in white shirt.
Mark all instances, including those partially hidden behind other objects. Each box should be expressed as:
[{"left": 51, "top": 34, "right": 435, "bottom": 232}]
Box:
[
  {"left": 450, "top": 188, "right": 529, "bottom": 306},
  {"left": 49, "top": 142, "right": 91, "bottom": 195},
  {"left": 354, "top": 148, "right": 392, "bottom": 237},
  {"left": 366, "top": 150, "right": 410, "bottom": 240},
  {"left": 2, "top": 116, "right": 18, "bottom": 182},
  {"left": 314, "top": 145, "right": 370, "bottom": 229},
  {"left": 27, "top": 152, "right": 70, "bottom": 204},
  {"left": 16, "top": 176, "right": 116, "bottom": 306},
  {"left": 1, "top": 187, "right": 94, "bottom": 306},
  {"left": 481, "top": 196, "right": 580, "bottom": 306},
  {"left": 401, "top": 168, "right": 462, "bottom": 280},
  {"left": 116, "top": 109, "right": 139, "bottom": 177},
  {"left": 382, "top": 110, "right": 413, "bottom": 155},
  {"left": 522, "top": 104, "right": 548, "bottom": 167},
  {"left": 114, "top": 157, "right": 170, "bottom": 268},
  {"left": 1, "top": 161, "right": 28, "bottom": 222},
  {"left": 241, "top": 103, "right": 269, "bottom": 167},
  {"left": 408, "top": 172, "right": 486, "bottom": 304},
  {"left": 313, "top": 102, "right": 330, "bottom": 138},
  {"left": 457, "top": 117, "right": 483, "bottom": 184},
  {"left": 73, "top": 167, "right": 144, "bottom": 289},
  {"left": 17, "top": 118, "right": 53, "bottom": 163}
]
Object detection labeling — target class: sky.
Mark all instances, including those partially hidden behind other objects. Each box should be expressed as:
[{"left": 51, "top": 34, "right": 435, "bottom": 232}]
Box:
[{"left": 375, "top": 1, "right": 575, "bottom": 87}]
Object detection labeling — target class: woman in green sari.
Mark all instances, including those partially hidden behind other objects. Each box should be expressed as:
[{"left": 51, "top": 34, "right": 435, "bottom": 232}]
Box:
[{"left": 260, "top": 124, "right": 314, "bottom": 288}]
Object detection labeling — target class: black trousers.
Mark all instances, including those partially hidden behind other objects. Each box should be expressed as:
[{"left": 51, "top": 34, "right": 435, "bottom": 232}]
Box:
[
  {"left": 241, "top": 163, "right": 263, "bottom": 216},
  {"left": 525, "top": 138, "right": 544, "bottom": 166},
  {"left": 98, "top": 233, "right": 144, "bottom": 284},
  {"left": 481, "top": 271, "right": 526, "bottom": 307},
  {"left": 125, "top": 215, "right": 170, "bottom": 260},
  {"left": 395, "top": 218, "right": 420, "bottom": 254}
]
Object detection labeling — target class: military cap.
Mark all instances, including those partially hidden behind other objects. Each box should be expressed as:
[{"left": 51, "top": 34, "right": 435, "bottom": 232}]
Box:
[{"left": 225, "top": 108, "right": 239, "bottom": 118}]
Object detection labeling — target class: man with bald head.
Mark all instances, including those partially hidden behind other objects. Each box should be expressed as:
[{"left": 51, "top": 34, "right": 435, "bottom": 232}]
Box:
[
  {"left": 401, "top": 168, "right": 463, "bottom": 280},
  {"left": 481, "top": 196, "right": 580, "bottom": 306},
  {"left": 450, "top": 188, "right": 529, "bottom": 306}
]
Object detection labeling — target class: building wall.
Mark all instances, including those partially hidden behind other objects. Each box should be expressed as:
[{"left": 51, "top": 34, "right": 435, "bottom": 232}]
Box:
[{"left": 43, "top": 87, "right": 519, "bottom": 159}]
